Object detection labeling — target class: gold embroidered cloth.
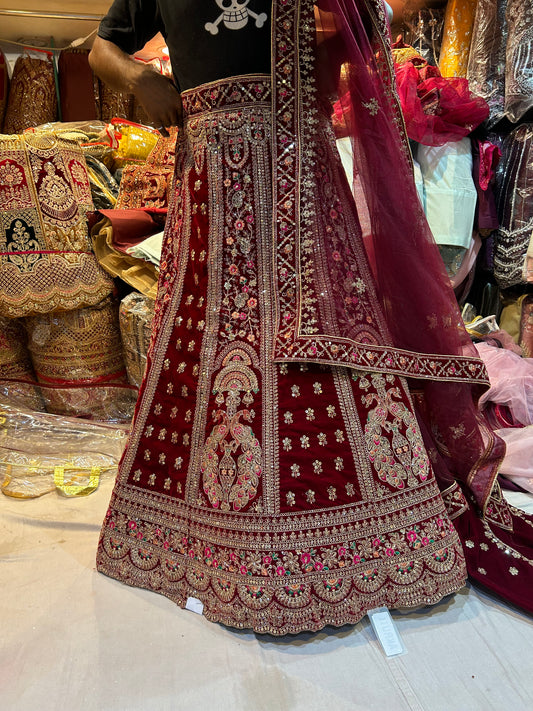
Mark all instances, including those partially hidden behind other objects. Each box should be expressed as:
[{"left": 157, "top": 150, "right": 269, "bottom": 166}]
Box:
[
  {"left": 119, "top": 292, "right": 155, "bottom": 388},
  {"left": 115, "top": 129, "right": 177, "bottom": 210},
  {"left": 438, "top": 0, "right": 477, "bottom": 78},
  {"left": 24, "top": 296, "right": 129, "bottom": 416},
  {"left": 2, "top": 53, "right": 57, "bottom": 135},
  {"left": 0, "top": 133, "right": 114, "bottom": 317}
]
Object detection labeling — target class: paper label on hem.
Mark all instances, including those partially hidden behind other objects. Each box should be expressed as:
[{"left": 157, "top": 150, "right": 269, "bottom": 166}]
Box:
[
  {"left": 367, "top": 607, "right": 406, "bottom": 657},
  {"left": 185, "top": 597, "right": 204, "bottom": 615}
]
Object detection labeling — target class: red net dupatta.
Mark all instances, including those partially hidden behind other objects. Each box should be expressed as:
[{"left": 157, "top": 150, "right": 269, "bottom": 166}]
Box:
[{"left": 269, "top": 0, "right": 503, "bottom": 510}]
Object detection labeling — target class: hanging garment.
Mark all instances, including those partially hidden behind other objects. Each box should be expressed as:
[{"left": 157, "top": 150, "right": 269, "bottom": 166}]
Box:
[
  {"left": 493, "top": 124, "right": 533, "bottom": 289},
  {"left": 0, "top": 48, "right": 9, "bottom": 132},
  {"left": 97, "top": 75, "right": 469, "bottom": 633},
  {"left": 2, "top": 51, "right": 57, "bottom": 135},
  {"left": 58, "top": 49, "right": 99, "bottom": 122},
  {"left": 504, "top": 0, "right": 533, "bottom": 123},
  {"left": 438, "top": 0, "right": 477, "bottom": 78},
  {"left": 403, "top": 6, "right": 446, "bottom": 67},
  {"left": 466, "top": 0, "right": 507, "bottom": 128}
]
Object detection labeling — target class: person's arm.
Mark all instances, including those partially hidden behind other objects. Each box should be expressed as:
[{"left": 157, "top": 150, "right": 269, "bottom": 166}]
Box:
[{"left": 89, "top": 35, "right": 182, "bottom": 134}]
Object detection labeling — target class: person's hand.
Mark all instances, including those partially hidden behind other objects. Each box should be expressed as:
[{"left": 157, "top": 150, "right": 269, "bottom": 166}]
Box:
[{"left": 134, "top": 69, "right": 183, "bottom": 136}]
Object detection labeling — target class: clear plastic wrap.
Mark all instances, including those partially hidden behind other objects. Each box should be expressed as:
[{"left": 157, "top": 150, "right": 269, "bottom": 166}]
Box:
[
  {"left": 0, "top": 379, "right": 136, "bottom": 423},
  {"left": 466, "top": 0, "right": 507, "bottom": 128},
  {"left": 119, "top": 292, "right": 155, "bottom": 388},
  {"left": 95, "top": 80, "right": 135, "bottom": 125},
  {"left": 493, "top": 124, "right": 533, "bottom": 288},
  {"left": 24, "top": 296, "right": 131, "bottom": 417},
  {"left": 505, "top": 0, "right": 533, "bottom": 123},
  {"left": 109, "top": 119, "right": 161, "bottom": 169},
  {"left": 85, "top": 155, "right": 120, "bottom": 209},
  {"left": 25, "top": 120, "right": 109, "bottom": 142},
  {"left": 0, "top": 400, "right": 129, "bottom": 499},
  {"left": 0, "top": 317, "right": 34, "bottom": 380},
  {"left": 402, "top": 4, "right": 446, "bottom": 67}
]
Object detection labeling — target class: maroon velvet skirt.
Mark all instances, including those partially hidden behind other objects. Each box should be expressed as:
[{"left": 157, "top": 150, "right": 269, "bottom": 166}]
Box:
[{"left": 96, "top": 75, "right": 467, "bottom": 634}]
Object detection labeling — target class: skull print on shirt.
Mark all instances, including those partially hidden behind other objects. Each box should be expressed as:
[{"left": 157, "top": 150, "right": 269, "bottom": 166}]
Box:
[{"left": 205, "top": 0, "right": 268, "bottom": 35}]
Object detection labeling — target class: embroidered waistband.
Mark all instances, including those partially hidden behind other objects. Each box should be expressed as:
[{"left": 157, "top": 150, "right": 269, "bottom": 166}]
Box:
[{"left": 181, "top": 74, "right": 272, "bottom": 116}]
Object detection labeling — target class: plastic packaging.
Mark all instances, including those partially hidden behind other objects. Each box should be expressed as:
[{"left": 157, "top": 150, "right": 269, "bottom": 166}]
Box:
[
  {"left": 24, "top": 296, "right": 130, "bottom": 417},
  {"left": 438, "top": 0, "right": 477, "bottom": 78},
  {"left": 96, "top": 80, "right": 135, "bottom": 124},
  {"left": 0, "top": 317, "right": 34, "bottom": 380},
  {"left": 25, "top": 120, "right": 108, "bottom": 142},
  {"left": 3, "top": 49, "right": 57, "bottom": 134},
  {"left": 0, "top": 400, "right": 129, "bottom": 499},
  {"left": 85, "top": 155, "right": 120, "bottom": 209},
  {"left": 402, "top": 5, "right": 446, "bottom": 67},
  {"left": 505, "top": 0, "right": 533, "bottom": 123},
  {"left": 466, "top": 0, "right": 507, "bottom": 127},
  {"left": 493, "top": 124, "right": 533, "bottom": 288},
  {"left": 0, "top": 48, "right": 9, "bottom": 131},
  {"left": 119, "top": 292, "right": 155, "bottom": 387},
  {"left": 0, "top": 379, "right": 136, "bottom": 424},
  {"left": 109, "top": 119, "right": 161, "bottom": 169}
]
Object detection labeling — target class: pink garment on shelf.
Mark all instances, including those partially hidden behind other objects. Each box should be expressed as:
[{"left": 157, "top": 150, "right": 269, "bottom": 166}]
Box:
[
  {"left": 497, "top": 427, "right": 533, "bottom": 493},
  {"left": 476, "top": 341, "right": 533, "bottom": 425}
]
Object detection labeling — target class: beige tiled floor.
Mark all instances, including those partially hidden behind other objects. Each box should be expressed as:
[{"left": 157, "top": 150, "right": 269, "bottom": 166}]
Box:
[{"left": 1, "top": 478, "right": 533, "bottom": 711}]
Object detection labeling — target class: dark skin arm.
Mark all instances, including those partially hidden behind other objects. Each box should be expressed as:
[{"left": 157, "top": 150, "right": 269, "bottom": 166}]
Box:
[{"left": 88, "top": 35, "right": 182, "bottom": 135}]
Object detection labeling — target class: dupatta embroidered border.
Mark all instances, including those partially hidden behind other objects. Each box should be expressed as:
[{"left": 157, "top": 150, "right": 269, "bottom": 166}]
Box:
[{"left": 270, "top": 0, "right": 489, "bottom": 386}]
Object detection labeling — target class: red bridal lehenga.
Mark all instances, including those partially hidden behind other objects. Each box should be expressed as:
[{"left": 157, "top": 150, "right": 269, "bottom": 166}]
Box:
[{"left": 97, "top": 0, "right": 533, "bottom": 633}]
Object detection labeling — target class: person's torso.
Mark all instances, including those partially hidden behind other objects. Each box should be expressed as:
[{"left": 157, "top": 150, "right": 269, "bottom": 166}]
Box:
[{"left": 158, "top": 0, "right": 272, "bottom": 90}]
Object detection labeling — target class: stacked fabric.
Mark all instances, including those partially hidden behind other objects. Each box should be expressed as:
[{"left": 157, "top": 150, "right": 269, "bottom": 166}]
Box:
[{"left": 0, "top": 131, "right": 132, "bottom": 421}]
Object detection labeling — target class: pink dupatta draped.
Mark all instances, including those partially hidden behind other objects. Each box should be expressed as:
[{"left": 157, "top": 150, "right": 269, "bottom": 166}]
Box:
[{"left": 270, "top": 0, "right": 504, "bottom": 511}]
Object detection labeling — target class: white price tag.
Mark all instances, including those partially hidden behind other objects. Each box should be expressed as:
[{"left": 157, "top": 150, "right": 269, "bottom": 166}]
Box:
[
  {"left": 367, "top": 607, "right": 406, "bottom": 657},
  {"left": 185, "top": 597, "right": 204, "bottom": 615}
]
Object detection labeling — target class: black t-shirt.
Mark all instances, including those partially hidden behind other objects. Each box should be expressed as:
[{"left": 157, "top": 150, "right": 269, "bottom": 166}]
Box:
[{"left": 98, "top": 0, "right": 272, "bottom": 91}]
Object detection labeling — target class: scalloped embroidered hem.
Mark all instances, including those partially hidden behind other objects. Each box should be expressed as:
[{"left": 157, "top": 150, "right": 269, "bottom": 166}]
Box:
[{"left": 97, "top": 535, "right": 467, "bottom": 635}]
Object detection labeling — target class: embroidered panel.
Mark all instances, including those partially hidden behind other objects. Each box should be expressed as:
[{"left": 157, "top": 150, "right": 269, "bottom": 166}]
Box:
[{"left": 0, "top": 134, "right": 113, "bottom": 317}]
